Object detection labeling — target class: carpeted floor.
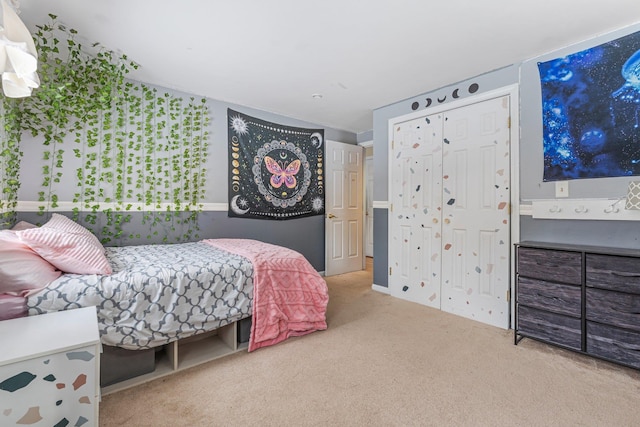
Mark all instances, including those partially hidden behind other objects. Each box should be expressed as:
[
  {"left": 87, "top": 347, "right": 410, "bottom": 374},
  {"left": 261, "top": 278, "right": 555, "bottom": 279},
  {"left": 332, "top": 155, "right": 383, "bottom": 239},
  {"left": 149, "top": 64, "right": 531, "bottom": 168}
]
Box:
[{"left": 99, "top": 258, "right": 640, "bottom": 426}]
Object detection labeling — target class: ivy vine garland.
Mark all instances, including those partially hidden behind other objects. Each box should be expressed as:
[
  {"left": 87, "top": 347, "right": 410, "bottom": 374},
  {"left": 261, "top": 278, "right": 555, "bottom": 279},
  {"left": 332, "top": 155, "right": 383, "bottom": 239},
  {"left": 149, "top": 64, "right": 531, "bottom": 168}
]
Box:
[
  {"left": 0, "top": 101, "right": 22, "bottom": 226},
  {"left": 0, "top": 14, "right": 210, "bottom": 242}
]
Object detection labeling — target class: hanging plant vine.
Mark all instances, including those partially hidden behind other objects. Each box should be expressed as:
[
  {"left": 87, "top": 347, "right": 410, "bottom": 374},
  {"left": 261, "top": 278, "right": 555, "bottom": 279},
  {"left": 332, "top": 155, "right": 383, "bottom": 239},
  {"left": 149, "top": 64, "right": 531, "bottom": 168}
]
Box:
[
  {"left": 0, "top": 14, "right": 210, "bottom": 242},
  {"left": 0, "top": 101, "right": 23, "bottom": 226}
]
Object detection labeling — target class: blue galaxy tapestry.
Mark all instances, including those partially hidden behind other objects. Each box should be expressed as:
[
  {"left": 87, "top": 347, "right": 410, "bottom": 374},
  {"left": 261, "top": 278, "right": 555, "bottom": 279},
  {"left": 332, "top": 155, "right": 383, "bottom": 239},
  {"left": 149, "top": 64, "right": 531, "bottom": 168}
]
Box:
[
  {"left": 538, "top": 30, "right": 640, "bottom": 181},
  {"left": 227, "top": 109, "right": 324, "bottom": 219}
]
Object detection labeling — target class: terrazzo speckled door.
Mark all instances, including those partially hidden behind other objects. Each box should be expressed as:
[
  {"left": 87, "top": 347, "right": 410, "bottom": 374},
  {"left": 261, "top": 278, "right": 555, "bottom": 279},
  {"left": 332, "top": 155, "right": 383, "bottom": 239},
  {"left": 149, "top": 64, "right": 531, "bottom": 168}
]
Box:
[
  {"left": 389, "top": 96, "right": 511, "bottom": 328},
  {"left": 389, "top": 113, "right": 444, "bottom": 309},
  {"left": 440, "top": 96, "right": 511, "bottom": 329}
]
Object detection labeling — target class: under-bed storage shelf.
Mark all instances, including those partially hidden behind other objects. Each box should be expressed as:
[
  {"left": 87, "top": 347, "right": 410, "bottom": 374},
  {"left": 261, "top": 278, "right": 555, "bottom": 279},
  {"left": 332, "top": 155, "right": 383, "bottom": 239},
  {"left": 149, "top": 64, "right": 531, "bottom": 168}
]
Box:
[
  {"left": 102, "top": 320, "right": 247, "bottom": 395},
  {"left": 167, "top": 322, "right": 237, "bottom": 371},
  {"left": 515, "top": 241, "right": 640, "bottom": 370}
]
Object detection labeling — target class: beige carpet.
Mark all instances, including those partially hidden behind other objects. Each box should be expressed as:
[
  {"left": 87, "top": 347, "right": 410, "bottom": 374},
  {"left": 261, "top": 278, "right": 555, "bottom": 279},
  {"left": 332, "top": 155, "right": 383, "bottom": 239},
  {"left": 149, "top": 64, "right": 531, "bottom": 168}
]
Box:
[{"left": 100, "top": 259, "right": 640, "bottom": 426}]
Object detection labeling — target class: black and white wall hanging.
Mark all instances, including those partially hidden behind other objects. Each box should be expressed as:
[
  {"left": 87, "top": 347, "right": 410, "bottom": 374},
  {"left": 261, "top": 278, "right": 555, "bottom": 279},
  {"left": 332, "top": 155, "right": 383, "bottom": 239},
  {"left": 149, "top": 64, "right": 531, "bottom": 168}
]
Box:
[{"left": 227, "top": 109, "right": 325, "bottom": 220}]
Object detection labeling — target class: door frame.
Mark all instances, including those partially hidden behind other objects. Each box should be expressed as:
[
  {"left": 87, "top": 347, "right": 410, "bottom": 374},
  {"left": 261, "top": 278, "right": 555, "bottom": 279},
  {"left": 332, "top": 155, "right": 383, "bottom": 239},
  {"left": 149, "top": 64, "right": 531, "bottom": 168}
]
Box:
[
  {"left": 387, "top": 84, "right": 520, "bottom": 328},
  {"left": 359, "top": 139, "right": 374, "bottom": 258}
]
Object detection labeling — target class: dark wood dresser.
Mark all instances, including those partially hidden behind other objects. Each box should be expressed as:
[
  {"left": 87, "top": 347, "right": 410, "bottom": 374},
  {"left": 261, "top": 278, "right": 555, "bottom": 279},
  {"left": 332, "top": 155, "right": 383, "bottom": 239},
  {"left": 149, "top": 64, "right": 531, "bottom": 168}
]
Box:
[{"left": 515, "top": 241, "right": 640, "bottom": 370}]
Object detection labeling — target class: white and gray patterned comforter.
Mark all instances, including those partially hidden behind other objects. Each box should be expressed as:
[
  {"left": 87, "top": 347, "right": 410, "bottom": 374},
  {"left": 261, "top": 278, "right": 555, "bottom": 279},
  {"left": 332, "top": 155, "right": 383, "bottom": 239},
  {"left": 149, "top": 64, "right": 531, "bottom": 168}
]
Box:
[{"left": 27, "top": 242, "right": 254, "bottom": 350}]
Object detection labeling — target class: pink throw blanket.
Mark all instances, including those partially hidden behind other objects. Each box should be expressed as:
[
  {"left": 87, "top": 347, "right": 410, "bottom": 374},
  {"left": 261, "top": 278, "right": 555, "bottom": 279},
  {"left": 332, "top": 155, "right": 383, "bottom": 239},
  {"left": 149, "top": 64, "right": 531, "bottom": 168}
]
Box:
[{"left": 202, "top": 239, "right": 328, "bottom": 352}]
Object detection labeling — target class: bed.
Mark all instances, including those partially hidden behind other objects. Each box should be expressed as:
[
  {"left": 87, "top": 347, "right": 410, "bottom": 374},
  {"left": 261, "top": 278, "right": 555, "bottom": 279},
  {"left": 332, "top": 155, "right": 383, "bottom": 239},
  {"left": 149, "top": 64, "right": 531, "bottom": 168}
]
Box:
[
  {"left": 28, "top": 241, "right": 255, "bottom": 349},
  {"left": 1, "top": 214, "right": 329, "bottom": 384}
]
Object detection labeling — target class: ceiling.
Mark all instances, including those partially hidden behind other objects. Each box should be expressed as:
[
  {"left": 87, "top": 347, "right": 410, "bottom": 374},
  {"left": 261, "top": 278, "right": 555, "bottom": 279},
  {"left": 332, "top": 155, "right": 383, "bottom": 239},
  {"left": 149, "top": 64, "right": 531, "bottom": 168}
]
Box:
[{"left": 15, "top": 1, "right": 640, "bottom": 134}]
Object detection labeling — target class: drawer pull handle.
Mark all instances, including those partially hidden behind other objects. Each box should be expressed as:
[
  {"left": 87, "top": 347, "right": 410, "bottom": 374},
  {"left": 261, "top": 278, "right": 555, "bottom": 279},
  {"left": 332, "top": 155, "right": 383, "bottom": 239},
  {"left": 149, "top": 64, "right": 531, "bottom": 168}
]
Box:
[
  {"left": 537, "top": 294, "right": 562, "bottom": 301},
  {"left": 610, "top": 306, "right": 640, "bottom": 316},
  {"left": 536, "top": 262, "right": 559, "bottom": 268},
  {"left": 613, "top": 341, "right": 640, "bottom": 352},
  {"left": 611, "top": 271, "right": 640, "bottom": 278}
]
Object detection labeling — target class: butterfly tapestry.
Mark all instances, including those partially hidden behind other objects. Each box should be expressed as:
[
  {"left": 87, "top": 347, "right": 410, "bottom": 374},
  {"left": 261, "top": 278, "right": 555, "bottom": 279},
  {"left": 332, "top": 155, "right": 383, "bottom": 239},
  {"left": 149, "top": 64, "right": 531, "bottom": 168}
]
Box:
[
  {"left": 227, "top": 109, "right": 325, "bottom": 220},
  {"left": 264, "top": 156, "right": 301, "bottom": 189}
]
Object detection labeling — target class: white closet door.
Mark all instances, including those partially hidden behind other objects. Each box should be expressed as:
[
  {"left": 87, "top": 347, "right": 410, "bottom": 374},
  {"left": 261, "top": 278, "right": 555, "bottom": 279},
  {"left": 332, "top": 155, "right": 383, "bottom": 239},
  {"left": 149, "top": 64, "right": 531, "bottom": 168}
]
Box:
[
  {"left": 440, "top": 96, "right": 511, "bottom": 328},
  {"left": 389, "top": 113, "right": 443, "bottom": 308}
]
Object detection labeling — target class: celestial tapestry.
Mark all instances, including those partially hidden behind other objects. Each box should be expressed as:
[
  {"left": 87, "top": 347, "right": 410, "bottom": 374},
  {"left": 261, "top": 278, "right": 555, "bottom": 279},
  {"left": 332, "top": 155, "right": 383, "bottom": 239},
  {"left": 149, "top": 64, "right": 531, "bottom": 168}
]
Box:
[
  {"left": 227, "top": 109, "right": 324, "bottom": 219},
  {"left": 538, "top": 30, "right": 640, "bottom": 181}
]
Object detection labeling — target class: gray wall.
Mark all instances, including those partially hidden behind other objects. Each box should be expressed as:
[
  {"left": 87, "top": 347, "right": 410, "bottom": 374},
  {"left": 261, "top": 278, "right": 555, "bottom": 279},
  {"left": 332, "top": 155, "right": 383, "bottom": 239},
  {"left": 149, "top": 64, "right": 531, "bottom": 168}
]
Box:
[
  {"left": 357, "top": 130, "right": 373, "bottom": 143},
  {"left": 15, "top": 82, "right": 357, "bottom": 271},
  {"left": 519, "top": 22, "right": 640, "bottom": 250},
  {"left": 15, "top": 210, "right": 326, "bottom": 270}
]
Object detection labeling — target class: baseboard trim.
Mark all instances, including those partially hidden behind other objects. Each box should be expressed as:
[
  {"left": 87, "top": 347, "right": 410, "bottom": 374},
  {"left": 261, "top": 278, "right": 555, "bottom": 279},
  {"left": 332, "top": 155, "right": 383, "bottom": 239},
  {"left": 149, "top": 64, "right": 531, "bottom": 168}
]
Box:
[{"left": 372, "top": 284, "right": 390, "bottom": 294}]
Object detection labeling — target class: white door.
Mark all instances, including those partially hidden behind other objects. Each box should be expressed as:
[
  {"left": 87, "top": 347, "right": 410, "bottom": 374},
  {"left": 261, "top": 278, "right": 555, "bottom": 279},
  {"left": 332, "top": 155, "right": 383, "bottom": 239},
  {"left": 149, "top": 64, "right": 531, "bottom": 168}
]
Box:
[
  {"left": 388, "top": 95, "right": 512, "bottom": 328},
  {"left": 364, "top": 156, "right": 374, "bottom": 257},
  {"left": 325, "top": 140, "right": 364, "bottom": 276},
  {"left": 440, "top": 96, "right": 511, "bottom": 328},
  {"left": 388, "top": 113, "right": 444, "bottom": 309}
]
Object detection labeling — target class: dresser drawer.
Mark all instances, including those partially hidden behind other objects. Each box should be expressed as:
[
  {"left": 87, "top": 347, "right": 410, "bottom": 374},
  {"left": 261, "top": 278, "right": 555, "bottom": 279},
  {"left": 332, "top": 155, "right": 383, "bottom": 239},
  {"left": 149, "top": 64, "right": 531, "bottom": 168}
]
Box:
[
  {"left": 586, "top": 288, "right": 640, "bottom": 333},
  {"left": 517, "top": 305, "right": 582, "bottom": 350},
  {"left": 586, "top": 254, "right": 640, "bottom": 294},
  {"left": 517, "top": 276, "right": 581, "bottom": 317},
  {"left": 587, "top": 322, "right": 640, "bottom": 369},
  {"left": 517, "top": 247, "right": 582, "bottom": 285}
]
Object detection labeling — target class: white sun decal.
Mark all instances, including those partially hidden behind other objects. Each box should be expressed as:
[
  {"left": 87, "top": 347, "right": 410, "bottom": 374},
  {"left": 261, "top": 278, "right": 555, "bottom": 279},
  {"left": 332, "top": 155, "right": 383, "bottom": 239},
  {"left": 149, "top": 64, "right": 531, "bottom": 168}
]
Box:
[
  {"left": 230, "top": 116, "right": 248, "bottom": 135},
  {"left": 312, "top": 197, "right": 324, "bottom": 212}
]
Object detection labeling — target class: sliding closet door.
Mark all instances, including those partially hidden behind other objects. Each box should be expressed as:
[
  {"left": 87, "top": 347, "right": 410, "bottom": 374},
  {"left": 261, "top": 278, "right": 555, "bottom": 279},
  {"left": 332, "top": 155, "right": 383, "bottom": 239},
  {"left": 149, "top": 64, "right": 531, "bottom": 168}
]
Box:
[
  {"left": 440, "top": 96, "right": 511, "bottom": 328},
  {"left": 389, "top": 113, "right": 443, "bottom": 308}
]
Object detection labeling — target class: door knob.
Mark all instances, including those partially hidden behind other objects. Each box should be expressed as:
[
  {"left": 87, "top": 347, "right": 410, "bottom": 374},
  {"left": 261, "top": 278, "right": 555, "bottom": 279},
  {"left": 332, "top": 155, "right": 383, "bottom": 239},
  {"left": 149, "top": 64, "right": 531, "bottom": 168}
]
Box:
[{"left": 327, "top": 213, "right": 336, "bottom": 219}]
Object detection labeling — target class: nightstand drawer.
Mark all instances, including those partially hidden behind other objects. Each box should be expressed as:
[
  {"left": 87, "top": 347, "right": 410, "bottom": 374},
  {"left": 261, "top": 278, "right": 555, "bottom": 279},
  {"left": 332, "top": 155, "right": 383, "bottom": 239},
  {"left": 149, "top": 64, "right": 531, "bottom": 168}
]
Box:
[
  {"left": 586, "top": 288, "right": 640, "bottom": 333},
  {"left": 586, "top": 254, "right": 640, "bottom": 294},
  {"left": 587, "top": 322, "right": 640, "bottom": 369},
  {"left": 517, "top": 247, "right": 582, "bottom": 285},
  {"left": 517, "top": 305, "right": 582, "bottom": 350},
  {"left": 517, "top": 276, "right": 581, "bottom": 317}
]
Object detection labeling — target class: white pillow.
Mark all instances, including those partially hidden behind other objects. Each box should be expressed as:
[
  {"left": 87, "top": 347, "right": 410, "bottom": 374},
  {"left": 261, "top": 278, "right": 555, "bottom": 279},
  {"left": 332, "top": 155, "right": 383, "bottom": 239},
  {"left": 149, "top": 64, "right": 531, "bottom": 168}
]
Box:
[{"left": 16, "top": 214, "right": 112, "bottom": 275}]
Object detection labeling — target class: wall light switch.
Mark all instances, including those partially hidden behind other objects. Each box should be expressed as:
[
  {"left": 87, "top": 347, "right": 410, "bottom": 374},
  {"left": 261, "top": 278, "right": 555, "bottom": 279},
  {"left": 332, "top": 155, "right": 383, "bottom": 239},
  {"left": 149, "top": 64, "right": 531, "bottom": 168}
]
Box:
[{"left": 555, "top": 181, "right": 569, "bottom": 198}]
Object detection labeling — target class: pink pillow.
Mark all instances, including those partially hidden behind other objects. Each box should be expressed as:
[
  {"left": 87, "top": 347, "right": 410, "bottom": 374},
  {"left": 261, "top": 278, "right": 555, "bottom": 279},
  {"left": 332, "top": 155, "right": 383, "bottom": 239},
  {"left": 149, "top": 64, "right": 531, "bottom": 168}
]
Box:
[
  {"left": 11, "top": 221, "right": 37, "bottom": 231},
  {"left": 44, "top": 213, "right": 103, "bottom": 248},
  {"left": 0, "top": 230, "right": 62, "bottom": 293},
  {"left": 0, "top": 293, "right": 27, "bottom": 320},
  {"left": 16, "top": 214, "right": 112, "bottom": 275}
]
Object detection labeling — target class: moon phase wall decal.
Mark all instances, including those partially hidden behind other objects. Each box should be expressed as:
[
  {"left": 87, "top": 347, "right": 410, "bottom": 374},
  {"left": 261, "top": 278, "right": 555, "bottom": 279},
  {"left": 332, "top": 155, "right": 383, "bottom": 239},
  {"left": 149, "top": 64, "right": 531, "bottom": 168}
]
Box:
[
  {"left": 409, "top": 82, "right": 480, "bottom": 111},
  {"left": 227, "top": 108, "right": 325, "bottom": 220}
]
